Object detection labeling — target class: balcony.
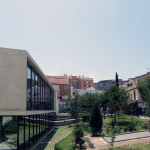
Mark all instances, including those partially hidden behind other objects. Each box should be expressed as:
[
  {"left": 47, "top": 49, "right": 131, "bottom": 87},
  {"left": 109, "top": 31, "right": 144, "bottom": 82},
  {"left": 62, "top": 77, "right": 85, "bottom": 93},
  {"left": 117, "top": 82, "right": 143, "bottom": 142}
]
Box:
[{"left": 127, "top": 84, "right": 137, "bottom": 91}]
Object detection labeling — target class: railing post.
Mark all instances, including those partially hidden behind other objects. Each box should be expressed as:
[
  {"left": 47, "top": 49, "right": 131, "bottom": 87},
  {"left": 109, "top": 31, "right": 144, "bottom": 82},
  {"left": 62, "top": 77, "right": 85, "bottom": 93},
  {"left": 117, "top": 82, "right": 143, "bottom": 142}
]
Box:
[
  {"left": 24, "top": 116, "right": 25, "bottom": 150},
  {"left": 17, "top": 116, "right": 19, "bottom": 150},
  {"left": 36, "top": 114, "right": 37, "bottom": 142},
  {"left": 29, "top": 115, "right": 30, "bottom": 148}
]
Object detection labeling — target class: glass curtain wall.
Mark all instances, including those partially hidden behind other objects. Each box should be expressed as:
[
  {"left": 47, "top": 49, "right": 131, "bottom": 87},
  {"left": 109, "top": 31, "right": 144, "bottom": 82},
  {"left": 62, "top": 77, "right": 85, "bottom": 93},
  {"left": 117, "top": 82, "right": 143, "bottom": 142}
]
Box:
[
  {"left": 32, "top": 68, "right": 35, "bottom": 110},
  {"left": 27, "top": 63, "right": 31, "bottom": 110},
  {"left": 27, "top": 62, "right": 54, "bottom": 110},
  {"left": 18, "top": 113, "right": 55, "bottom": 150}
]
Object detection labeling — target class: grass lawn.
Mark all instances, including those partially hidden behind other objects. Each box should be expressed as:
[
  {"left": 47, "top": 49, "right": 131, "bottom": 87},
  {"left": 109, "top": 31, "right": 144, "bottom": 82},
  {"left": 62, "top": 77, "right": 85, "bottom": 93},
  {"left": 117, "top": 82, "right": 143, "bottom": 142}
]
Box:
[
  {"left": 55, "top": 125, "right": 77, "bottom": 150},
  {"left": 19, "top": 121, "right": 34, "bottom": 131},
  {"left": 109, "top": 143, "right": 150, "bottom": 150}
]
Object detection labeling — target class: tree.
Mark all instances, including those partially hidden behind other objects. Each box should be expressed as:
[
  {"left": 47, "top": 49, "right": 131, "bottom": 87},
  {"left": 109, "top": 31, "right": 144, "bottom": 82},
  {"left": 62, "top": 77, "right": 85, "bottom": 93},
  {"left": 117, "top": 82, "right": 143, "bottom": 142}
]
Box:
[
  {"left": 116, "top": 72, "right": 119, "bottom": 88},
  {"left": 101, "top": 90, "right": 110, "bottom": 119},
  {"left": 109, "top": 85, "right": 120, "bottom": 124},
  {"left": 89, "top": 100, "right": 103, "bottom": 136},
  {"left": 110, "top": 88, "right": 129, "bottom": 148},
  {"left": 137, "top": 78, "right": 150, "bottom": 131},
  {"left": 76, "top": 125, "right": 85, "bottom": 149},
  {"left": 79, "top": 92, "right": 101, "bottom": 122},
  {"left": 66, "top": 90, "right": 80, "bottom": 145}
]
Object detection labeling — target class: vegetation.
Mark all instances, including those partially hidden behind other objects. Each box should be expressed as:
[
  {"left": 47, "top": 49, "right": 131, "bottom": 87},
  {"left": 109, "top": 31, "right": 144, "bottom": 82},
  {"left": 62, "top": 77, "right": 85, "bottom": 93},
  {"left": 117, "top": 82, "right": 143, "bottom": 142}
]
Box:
[
  {"left": 66, "top": 90, "right": 80, "bottom": 145},
  {"left": 101, "top": 90, "right": 110, "bottom": 119},
  {"left": 137, "top": 77, "right": 150, "bottom": 131},
  {"left": 55, "top": 115, "right": 149, "bottom": 150},
  {"left": 2, "top": 117, "right": 17, "bottom": 135},
  {"left": 89, "top": 100, "right": 103, "bottom": 136},
  {"left": 54, "top": 126, "right": 75, "bottom": 150},
  {"left": 108, "top": 143, "right": 150, "bottom": 150},
  {"left": 75, "top": 125, "right": 85, "bottom": 149},
  {"left": 79, "top": 92, "right": 102, "bottom": 122}
]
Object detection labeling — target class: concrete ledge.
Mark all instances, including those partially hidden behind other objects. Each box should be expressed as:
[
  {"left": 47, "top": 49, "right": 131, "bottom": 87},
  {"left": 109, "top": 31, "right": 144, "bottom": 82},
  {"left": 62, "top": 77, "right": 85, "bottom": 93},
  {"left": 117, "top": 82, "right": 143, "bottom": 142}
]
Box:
[{"left": 54, "top": 119, "right": 75, "bottom": 126}]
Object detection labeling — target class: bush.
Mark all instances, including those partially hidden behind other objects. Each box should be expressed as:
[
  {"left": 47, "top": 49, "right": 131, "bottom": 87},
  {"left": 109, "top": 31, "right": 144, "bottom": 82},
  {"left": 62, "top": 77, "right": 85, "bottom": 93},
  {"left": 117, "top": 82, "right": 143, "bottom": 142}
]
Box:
[
  {"left": 128, "top": 124, "right": 136, "bottom": 132},
  {"left": 3, "top": 117, "right": 17, "bottom": 135},
  {"left": 117, "top": 127, "right": 122, "bottom": 133},
  {"left": 76, "top": 126, "right": 85, "bottom": 149},
  {"left": 124, "top": 126, "right": 129, "bottom": 132},
  {"left": 80, "top": 123, "right": 90, "bottom": 132},
  {"left": 89, "top": 100, "right": 103, "bottom": 136}
]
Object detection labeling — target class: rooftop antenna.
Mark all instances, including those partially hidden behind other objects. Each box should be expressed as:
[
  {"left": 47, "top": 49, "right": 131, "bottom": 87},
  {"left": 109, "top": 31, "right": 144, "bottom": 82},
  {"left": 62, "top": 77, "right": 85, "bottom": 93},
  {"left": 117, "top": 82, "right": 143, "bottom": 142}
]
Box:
[{"left": 62, "top": 59, "right": 63, "bottom": 76}]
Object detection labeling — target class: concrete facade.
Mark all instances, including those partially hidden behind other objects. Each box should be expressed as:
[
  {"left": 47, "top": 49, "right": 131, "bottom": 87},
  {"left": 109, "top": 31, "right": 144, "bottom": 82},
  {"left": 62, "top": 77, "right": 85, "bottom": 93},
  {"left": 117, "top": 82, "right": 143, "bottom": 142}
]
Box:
[{"left": 0, "top": 47, "right": 56, "bottom": 116}]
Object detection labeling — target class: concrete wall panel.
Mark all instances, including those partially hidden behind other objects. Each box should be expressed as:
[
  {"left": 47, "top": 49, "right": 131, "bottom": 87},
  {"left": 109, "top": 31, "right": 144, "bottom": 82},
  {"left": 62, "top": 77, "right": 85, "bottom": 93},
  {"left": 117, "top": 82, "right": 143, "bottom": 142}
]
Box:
[{"left": 0, "top": 48, "right": 27, "bottom": 115}]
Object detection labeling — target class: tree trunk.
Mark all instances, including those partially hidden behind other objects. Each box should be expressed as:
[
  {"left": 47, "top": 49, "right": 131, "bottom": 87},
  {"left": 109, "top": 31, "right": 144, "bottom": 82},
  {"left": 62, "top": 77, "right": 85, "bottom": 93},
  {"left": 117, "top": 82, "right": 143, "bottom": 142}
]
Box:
[
  {"left": 115, "top": 113, "right": 116, "bottom": 124},
  {"left": 104, "top": 107, "right": 105, "bottom": 120},
  {"left": 75, "top": 119, "right": 77, "bottom": 145},
  {"left": 149, "top": 104, "right": 150, "bottom": 132}
]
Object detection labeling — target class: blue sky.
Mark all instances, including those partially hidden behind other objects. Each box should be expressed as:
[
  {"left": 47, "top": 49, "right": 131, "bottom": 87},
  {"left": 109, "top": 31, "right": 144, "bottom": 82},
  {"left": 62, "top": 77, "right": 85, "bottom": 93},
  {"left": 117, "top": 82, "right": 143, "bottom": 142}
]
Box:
[{"left": 0, "top": 0, "right": 150, "bottom": 82}]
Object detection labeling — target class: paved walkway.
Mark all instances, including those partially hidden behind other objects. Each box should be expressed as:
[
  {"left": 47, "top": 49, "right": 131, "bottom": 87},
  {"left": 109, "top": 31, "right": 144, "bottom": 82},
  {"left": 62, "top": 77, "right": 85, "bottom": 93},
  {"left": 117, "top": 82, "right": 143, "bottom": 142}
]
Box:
[
  {"left": 103, "top": 131, "right": 150, "bottom": 142},
  {"left": 0, "top": 143, "right": 13, "bottom": 149},
  {"left": 84, "top": 131, "right": 150, "bottom": 150},
  {"left": 32, "top": 126, "right": 72, "bottom": 150}
]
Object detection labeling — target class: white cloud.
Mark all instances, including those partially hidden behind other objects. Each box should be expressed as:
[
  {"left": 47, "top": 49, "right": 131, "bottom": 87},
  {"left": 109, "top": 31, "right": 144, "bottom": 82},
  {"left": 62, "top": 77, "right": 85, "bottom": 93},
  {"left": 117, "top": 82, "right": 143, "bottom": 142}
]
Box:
[
  {"left": 88, "top": 72, "right": 99, "bottom": 83},
  {"left": 47, "top": 72, "right": 57, "bottom": 76}
]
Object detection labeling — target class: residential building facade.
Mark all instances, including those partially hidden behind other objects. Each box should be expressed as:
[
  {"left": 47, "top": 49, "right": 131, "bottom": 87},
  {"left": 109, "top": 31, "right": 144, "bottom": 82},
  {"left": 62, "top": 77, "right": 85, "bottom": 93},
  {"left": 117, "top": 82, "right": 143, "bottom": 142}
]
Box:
[
  {"left": 120, "top": 72, "right": 150, "bottom": 108},
  {"left": 71, "top": 88, "right": 104, "bottom": 97},
  {"left": 46, "top": 74, "right": 94, "bottom": 113},
  {"left": 96, "top": 79, "right": 129, "bottom": 91}
]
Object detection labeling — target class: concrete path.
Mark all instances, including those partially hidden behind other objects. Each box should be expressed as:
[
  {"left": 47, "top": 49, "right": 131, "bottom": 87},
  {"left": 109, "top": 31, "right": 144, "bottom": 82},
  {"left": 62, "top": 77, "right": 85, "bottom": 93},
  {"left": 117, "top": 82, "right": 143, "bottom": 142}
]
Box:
[
  {"left": 84, "top": 136, "right": 150, "bottom": 150},
  {"left": 103, "top": 131, "right": 150, "bottom": 143},
  {"left": 84, "top": 131, "right": 150, "bottom": 150},
  {"left": 0, "top": 143, "right": 13, "bottom": 149}
]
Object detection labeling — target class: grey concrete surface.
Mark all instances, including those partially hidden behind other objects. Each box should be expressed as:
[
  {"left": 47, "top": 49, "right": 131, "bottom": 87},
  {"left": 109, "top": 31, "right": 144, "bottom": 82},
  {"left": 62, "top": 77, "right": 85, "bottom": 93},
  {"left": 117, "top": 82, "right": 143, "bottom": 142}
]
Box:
[
  {"left": 103, "top": 131, "right": 150, "bottom": 143},
  {"left": 0, "top": 143, "right": 12, "bottom": 149}
]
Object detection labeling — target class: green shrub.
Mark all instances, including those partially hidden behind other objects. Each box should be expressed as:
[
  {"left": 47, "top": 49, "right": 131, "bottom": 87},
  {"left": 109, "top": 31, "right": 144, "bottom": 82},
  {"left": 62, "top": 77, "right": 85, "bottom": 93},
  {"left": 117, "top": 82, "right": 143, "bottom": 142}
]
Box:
[
  {"left": 128, "top": 123, "right": 136, "bottom": 132},
  {"left": 76, "top": 126, "right": 85, "bottom": 149},
  {"left": 3, "top": 117, "right": 17, "bottom": 135},
  {"left": 117, "top": 127, "right": 122, "bottom": 133},
  {"left": 124, "top": 126, "right": 129, "bottom": 132}
]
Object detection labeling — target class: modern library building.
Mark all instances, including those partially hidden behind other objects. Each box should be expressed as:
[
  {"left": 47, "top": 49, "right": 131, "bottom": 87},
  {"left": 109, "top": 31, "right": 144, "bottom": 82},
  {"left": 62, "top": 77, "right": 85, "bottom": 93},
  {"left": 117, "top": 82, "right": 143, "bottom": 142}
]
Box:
[{"left": 0, "top": 47, "right": 57, "bottom": 149}]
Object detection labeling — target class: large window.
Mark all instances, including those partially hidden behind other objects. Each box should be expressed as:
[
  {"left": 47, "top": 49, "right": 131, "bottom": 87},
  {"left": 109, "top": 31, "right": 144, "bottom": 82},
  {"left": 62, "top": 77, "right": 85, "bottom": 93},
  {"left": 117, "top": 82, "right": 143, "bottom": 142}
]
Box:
[
  {"left": 64, "top": 85, "right": 69, "bottom": 90},
  {"left": 27, "top": 62, "right": 54, "bottom": 110},
  {"left": 27, "top": 63, "right": 31, "bottom": 110},
  {"left": 72, "top": 79, "right": 78, "bottom": 89},
  {"left": 32, "top": 68, "right": 35, "bottom": 110}
]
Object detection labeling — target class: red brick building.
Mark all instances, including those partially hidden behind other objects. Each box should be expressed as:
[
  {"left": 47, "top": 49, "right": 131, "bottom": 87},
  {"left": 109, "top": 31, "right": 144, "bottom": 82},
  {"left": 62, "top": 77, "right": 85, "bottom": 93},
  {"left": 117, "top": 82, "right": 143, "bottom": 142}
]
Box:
[{"left": 46, "top": 74, "right": 94, "bottom": 102}]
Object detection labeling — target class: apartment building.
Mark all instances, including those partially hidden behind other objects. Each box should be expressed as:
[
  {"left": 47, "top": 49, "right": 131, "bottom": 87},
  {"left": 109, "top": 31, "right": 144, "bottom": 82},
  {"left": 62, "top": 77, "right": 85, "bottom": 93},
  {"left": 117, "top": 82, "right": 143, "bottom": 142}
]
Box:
[
  {"left": 71, "top": 88, "right": 104, "bottom": 97},
  {"left": 0, "top": 48, "right": 56, "bottom": 149},
  {"left": 46, "top": 74, "right": 94, "bottom": 113},
  {"left": 120, "top": 72, "right": 150, "bottom": 108},
  {"left": 94, "top": 83, "right": 99, "bottom": 90},
  {"left": 96, "top": 79, "right": 129, "bottom": 91}
]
